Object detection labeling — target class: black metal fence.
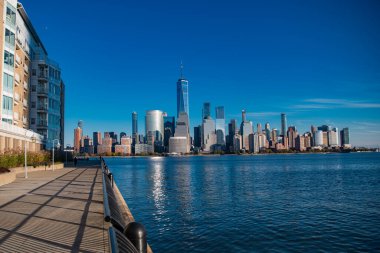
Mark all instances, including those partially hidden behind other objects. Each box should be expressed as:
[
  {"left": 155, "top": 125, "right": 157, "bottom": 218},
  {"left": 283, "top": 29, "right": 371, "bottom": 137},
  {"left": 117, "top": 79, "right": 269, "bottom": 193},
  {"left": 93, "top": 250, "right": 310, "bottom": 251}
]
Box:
[{"left": 100, "top": 157, "right": 148, "bottom": 253}]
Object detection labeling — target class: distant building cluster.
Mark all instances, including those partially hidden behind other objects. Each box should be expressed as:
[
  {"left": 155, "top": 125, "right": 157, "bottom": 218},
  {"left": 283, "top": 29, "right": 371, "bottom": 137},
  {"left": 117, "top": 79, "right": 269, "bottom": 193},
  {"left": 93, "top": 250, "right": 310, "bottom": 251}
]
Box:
[{"left": 73, "top": 64, "right": 351, "bottom": 155}]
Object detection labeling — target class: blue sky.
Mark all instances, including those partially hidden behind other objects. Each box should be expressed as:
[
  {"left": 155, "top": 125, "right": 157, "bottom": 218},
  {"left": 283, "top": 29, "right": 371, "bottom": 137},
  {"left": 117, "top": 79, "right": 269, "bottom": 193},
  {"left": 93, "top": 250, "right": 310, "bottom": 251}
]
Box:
[{"left": 22, "top": 0, "right": 380, "bottom": 147}]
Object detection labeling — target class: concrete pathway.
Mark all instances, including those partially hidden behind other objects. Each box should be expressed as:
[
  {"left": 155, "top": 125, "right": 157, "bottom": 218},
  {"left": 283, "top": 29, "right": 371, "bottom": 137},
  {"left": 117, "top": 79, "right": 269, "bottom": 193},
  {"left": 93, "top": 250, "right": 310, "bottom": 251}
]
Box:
[{"left": 0, "top": 162, "right": 109, "bottom": 252}]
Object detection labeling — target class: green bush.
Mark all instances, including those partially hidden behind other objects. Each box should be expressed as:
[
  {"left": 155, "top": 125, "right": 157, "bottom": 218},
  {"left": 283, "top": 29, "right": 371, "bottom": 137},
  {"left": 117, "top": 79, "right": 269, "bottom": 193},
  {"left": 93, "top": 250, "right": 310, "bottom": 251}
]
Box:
[{"left": 0, "top": 150, "right": 51, "bottom": 169}]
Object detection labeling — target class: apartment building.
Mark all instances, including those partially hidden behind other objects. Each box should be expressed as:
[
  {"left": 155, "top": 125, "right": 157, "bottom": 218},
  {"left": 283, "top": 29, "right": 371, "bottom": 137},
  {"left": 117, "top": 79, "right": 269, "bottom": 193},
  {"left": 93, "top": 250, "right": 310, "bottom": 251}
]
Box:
[{"left": 0, "top": 0, "right": 64, "bottom": 152}]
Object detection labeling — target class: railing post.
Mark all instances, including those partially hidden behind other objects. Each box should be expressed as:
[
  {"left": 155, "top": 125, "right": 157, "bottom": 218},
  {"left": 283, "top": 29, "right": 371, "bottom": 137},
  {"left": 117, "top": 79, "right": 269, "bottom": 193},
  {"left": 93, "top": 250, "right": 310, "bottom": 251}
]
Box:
[
  {"left": 124, "top": 222, "right": 147, "bottom": 253},
  {"left": 108, "top": 172, "right": 114, "bottom": 188}
]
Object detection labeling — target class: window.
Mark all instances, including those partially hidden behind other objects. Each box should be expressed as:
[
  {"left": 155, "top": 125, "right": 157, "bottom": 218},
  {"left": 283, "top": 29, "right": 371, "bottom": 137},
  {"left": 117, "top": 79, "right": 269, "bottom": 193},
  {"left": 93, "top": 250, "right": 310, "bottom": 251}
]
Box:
[
  {"left": 2, "top": 118, "right": 12, "bottom": 124},
  {"left": 32, "top": 69, "right": 36, "bottom": 76},
  {"left": 31, "top": 101, "right": 36, "bottom": 108},
  {"left": 6, "top": 6, "right": 16, "bottom": 26},
  {"left": 31, "top": 85, "right": 36, "bottom": 92},
  {"left": 3, "top": 73, "right": 13, "bottom": 93},
  {"left": 4, "top": 50, "right": 14, "bottom": 67},
  {"left": 5, "top": 29, "right": 15, "bottom": 46},
  {"left": 31, "top": 118, "right": 35, "bottom": 124},
  {"left": 2, "top": 95, "right": 13, "bottom": 115}
]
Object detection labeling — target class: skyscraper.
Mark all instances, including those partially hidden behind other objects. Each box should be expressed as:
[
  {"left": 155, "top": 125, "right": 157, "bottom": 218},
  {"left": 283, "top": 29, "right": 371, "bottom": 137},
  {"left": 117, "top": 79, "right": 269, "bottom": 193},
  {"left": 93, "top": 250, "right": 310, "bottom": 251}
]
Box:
[
  {"left": 132, "top": 112, "right": 138, "bottom": 135},
  {"left": 177, "top": 63, "right": 189, "bottom": 118},
  {"left": 145, "top": 110, "right": 164, "bottom": 142},
  {"left": 240, "top": 110, "right": 253, "bottom": 150},
  {"left": 164, "top": 116, "right": 175, "bottom": 148},
  {"left": 74, "top": 121, "right": 83, "bottom": 153},
  {"left": 265, "top": 123, "right": 271, "bottom": 141},
  {"left": 193, "top": 125, "right": 202, "bottom": 148},
  {"left": 202, "top": 102, "right": 211, "bottom": 119},
  {"left": 93, "top": 131, "right": 102, "bottom": 154},
  {"left": 340, "top": 128, "right": 350, "bottom": 147},
  {"left": 169, "top": 112, "right": 191, "bottom": 153},
  {"left": 202, "top": 116, "right": 216, "bottom": 152},
  {"left": 281, "top": 113, "right": 287, "bottom": 137},
  {"left": 215, "top": 106, "right": 225, "bottom": 145}
]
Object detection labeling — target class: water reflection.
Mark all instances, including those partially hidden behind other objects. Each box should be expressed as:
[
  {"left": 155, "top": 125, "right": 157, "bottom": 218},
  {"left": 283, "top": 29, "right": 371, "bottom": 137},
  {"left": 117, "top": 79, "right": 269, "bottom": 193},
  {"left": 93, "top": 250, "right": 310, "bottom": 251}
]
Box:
[{"left": 109, "top": 153, "right": 380, "bottom": 253}]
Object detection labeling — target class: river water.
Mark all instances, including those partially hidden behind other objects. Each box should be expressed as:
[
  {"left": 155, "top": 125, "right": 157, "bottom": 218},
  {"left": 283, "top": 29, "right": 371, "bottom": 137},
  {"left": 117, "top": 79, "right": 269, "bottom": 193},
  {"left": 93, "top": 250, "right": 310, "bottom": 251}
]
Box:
[{"left": 105, "top": 153, "right": 380, "bottom": 252}]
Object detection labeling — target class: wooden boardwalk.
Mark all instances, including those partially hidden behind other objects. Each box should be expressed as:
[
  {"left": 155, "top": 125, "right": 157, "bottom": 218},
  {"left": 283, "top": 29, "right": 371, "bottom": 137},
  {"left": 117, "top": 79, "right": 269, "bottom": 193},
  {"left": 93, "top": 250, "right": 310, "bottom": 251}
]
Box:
[{"left": 0, "top": 162, "right": 109, "bottom": 252}]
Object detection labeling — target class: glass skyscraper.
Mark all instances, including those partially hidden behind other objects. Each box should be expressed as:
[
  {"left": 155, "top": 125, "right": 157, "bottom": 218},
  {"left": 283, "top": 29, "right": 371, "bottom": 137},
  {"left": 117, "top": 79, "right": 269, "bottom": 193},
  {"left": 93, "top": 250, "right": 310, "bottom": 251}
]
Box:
[
  {"left": 281, "top": 113, "right": 287, "bottom": 137},
  {"left": 215, "top": 106, "right": 225, "bottom": 145},
  {"left": 177, "top": 78, "right": 189, "bottom": 118},
  {"left": 132, "top": 112, "right": 138, "bottom": 134},
  {"left": 202, "top": 102, "right": 211, "bottom": 119}
]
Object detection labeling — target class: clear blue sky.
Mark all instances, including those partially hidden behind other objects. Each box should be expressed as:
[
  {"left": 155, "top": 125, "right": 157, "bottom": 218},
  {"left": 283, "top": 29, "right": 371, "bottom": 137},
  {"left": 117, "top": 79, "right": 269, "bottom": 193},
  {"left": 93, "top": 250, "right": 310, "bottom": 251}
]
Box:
[{"left": 22, "top": 0, "right": 380, "bottom": 147}]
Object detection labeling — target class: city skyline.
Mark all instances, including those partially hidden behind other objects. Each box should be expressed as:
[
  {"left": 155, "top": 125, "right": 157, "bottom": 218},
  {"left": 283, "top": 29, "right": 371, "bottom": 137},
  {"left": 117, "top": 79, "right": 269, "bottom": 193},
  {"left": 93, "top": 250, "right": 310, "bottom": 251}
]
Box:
[{"left": 21, "top": 0, "right": 380, "bottom": 147}]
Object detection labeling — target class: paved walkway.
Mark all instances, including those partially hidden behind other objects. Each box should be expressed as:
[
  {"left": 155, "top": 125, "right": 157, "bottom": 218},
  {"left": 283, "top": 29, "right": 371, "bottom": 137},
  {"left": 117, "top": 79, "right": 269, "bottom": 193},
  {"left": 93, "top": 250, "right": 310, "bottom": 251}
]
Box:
[{"left": 0, "top": 162, "right": 109, "bottom": 252}]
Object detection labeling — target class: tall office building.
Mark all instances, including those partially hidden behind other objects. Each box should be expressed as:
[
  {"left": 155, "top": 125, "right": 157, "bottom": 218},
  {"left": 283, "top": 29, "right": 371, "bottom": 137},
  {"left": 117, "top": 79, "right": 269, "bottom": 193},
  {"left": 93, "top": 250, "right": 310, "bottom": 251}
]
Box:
[
  {"left": 74, "top": 121, "right": 82, "bottom": 153},
  {"left": 328, "top": 128, "right": 339, "bottom": 147},
  {"left": 132, "top": 112, "right": 138, "bottom": 134},
  {"left": 169, "top": 112, "right": 190, "bottom": 153},
  {"left": 164, "top": 116, "right": 175, "bottom": 148},
  {"left": 93, "top": 131, "right": 101, "bottom": 154},
  {"left": 215, "top": 106, "right": 225, "bottom": 145},
  {"left": 240, "top": 110, "right": 253, "bottom": 150},
  {"left": 0, "top": 1, "right": 63, "bottom": 152},
  {"left": 281, "top": 113, "right": 287, "bottom": 137},
  {"left": 202, "top": 102, "right": 211, "bottom": 119},
  {"left": 287, "top": 126, "right": 298, "bottom": 148},
  {"left": 340, "top": 128, "right": 350, "bottom": 147},
  {"left": 202, "top": 116, "right": 216, "bottom": 152},
  {"left": 145, "top": 110, "right": 164, "bottom": 142},
  {"left": 193, "top": 125, "right": 202, "bottom": 148},
  {"left": 265, "top": 123, "right": 271, "bottom": 141},
  {"left": 314, "top": 130, "right": 323, "bottom": 146},
  {"left": 257, "top": 123, "right": 262, "bottom": 134},
  {"left": 177, "top": 63, "right": 189, "bottom": 118}
]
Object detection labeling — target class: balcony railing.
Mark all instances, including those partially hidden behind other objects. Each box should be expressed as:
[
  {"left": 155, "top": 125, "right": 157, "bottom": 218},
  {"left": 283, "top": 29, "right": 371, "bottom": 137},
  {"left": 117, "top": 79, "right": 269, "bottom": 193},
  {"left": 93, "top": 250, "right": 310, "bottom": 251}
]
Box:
[
  {"left": 13, "top": 112, "right": 19, "bottom": 121},
  {"left": 14, "top": 93, "right": 20, "bottom": 102},
  {"left": 23, "top": 99, "right": 28, "bottom": 107},
  {"left": 24, "top": 64, "right": 29, "bottom": 74},
  {"left": 23, "top": 116, "right": 27, "bottom": 124},
  {"left": 15, "top": 54, "right": 21, "bottom": 65},
  {"left": 15, "top": 73, "right": 20, "bottom": 84},
  {"left": 37, "top": 104, "right": 48, "bottom": 110},
  {"left": 23, "top": 81, "right": 28, "bottom": 90},
  {"left": 37, "top": 87, "right": 49, "bottom": 94},
  {"left": 37, "top": 120, "right": 48, "bottom": 127}
]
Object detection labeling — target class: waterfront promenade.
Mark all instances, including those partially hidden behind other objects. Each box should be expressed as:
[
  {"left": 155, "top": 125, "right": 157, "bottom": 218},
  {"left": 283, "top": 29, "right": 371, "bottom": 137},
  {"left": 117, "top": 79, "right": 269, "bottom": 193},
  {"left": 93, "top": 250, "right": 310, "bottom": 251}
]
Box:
[{"left": 0, "top": 161, "right": 109, "bottom": 252}]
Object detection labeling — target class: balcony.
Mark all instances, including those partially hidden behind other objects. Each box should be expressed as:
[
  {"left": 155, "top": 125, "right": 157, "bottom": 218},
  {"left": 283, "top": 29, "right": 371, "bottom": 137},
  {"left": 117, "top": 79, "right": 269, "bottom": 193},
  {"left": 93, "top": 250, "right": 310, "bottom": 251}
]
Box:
[
  {"left": 38, "top": 73, "right": 48, "bottom": 80},
  {"left": 24, "top": 64, "right": 29, "bottom": 74},
  {"left": 14, "top": 93, "right": 20, "bottom": 103},
  {"left": 37, "top": 104, "right": 48, "bottom": 111},
  {"left": 23, "top": 116, "right": 27, "bottom": 125},
  {"left": 13, "top": 112, "right": 19, "bottom": 121},
  {"left": 37, "top": 120, "right": 48, "bottom": 128},
  {"left": 23, "top": 81, "right": 28, "bottom": 90},
  {"left": 15, "top": 73, "right": 20, "bottom": 84},
  {"left": 37, "top": 87, "right": 49, "bottom": 96},
  {"left": 15, "top": 54, "right": 21, "bottom": 66},
  {"left": 23, "top": 99, "right": 28, "bottom": 108}
]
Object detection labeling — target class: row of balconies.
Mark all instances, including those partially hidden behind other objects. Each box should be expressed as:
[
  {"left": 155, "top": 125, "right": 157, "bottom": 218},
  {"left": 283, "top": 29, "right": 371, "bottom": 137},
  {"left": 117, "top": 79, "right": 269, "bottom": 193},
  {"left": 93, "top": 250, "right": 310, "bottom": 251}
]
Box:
[
  {"left": 14, "top": 53, "right": 29, "bottom": 74},
  {"left": 14, "top": 72, "right": 28, "bottom": 91},
  {"left": 13, "top": 93, "right": 28, "bottom": 108}
]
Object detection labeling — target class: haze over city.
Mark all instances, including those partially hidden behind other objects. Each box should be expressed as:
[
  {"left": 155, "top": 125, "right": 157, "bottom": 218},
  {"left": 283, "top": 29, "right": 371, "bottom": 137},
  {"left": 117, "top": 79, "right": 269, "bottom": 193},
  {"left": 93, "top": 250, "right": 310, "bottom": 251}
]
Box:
[{"left": 22, "top": 0, "right": 380, "bottom": 147}]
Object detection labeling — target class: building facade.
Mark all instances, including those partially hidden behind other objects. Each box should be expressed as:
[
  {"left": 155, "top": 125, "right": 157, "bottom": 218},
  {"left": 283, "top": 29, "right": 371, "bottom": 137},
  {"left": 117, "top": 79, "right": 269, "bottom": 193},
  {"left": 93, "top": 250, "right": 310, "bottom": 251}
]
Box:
[{"left": 215, "top": 106, "right": 225, "bottom": 146}]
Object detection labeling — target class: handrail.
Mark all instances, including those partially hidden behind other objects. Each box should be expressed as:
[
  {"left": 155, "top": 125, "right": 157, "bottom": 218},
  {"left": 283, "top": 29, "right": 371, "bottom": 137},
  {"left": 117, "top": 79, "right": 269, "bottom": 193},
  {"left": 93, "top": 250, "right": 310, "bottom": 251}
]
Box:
[
  {"left": 100, "top": 157, "right": 148, "bottom": 253},
  {"left": 108, "top": 227, "right": 119, "bottom": 253}
]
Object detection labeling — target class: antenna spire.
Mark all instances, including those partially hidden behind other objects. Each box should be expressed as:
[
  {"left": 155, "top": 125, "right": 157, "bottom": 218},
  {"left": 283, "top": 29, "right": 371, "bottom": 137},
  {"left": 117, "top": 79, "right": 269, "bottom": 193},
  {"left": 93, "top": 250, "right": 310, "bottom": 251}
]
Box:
[{"left": 180, "top": 60, "right": 184, "bottom": 79}]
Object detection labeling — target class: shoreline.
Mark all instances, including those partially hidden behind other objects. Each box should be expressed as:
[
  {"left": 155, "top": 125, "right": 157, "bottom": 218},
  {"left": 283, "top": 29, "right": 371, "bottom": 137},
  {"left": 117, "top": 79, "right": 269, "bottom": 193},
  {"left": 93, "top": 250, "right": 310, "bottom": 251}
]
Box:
[{"left": 94, "top": 150, "right": 378, "bottom": 159}]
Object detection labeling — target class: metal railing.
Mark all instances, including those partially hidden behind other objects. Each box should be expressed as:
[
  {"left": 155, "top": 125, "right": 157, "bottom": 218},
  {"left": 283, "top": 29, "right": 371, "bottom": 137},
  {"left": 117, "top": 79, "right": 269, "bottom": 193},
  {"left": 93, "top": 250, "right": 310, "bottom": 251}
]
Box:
[{"left": 101, "top": 157, "right": 148, "bottom": 253}]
